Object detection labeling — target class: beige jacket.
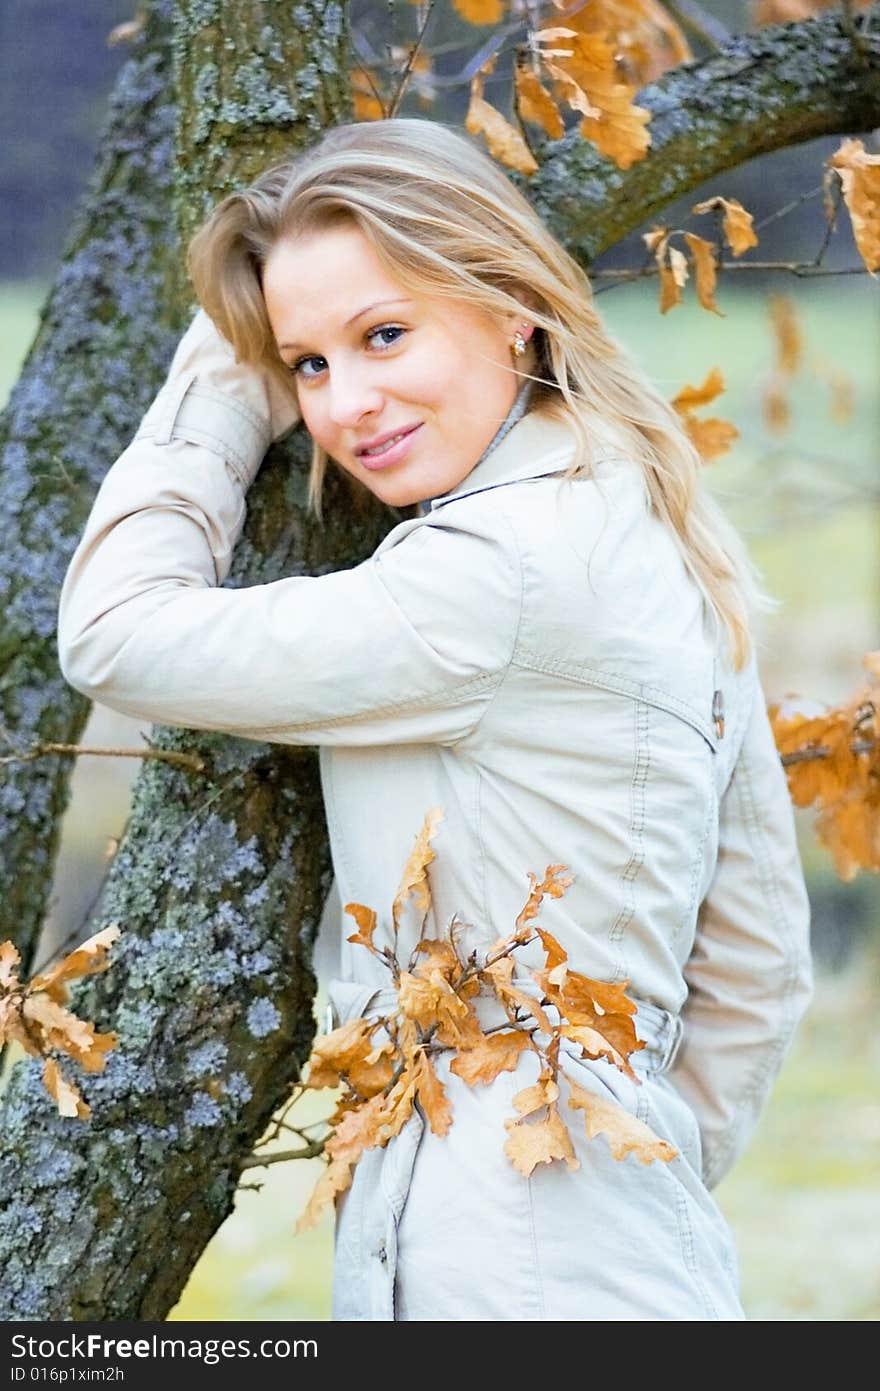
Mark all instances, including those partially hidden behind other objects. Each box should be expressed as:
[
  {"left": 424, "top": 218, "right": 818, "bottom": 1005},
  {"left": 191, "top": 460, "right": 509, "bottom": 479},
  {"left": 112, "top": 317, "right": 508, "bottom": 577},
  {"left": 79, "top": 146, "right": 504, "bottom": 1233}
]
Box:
[{"left": 57, "top": 310, "right": 813, "bottom": 1192}]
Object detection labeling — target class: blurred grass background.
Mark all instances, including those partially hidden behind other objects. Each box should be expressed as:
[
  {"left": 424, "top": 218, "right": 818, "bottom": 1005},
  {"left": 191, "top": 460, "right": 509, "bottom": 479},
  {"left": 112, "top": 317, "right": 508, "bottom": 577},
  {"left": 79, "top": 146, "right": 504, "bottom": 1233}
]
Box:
[{"left": 3, "top": 272, "right": 879, "bottom": 1321}]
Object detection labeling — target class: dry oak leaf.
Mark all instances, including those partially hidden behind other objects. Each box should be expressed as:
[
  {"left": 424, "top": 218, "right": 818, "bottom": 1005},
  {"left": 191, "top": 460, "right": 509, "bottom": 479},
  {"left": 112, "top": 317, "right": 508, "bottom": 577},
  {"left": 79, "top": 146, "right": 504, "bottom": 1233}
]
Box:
[
  {"left": 769, "top": 696, "right": 874, "bottom": 808},
  {"left": 641, "top": 227, "right": 688, "bottom": 312},
  {"left": 512, "top": 1069, "right": 559, "bottom": 1117},
  {"left": 826, "top": 138, "right": 880, "bottom": 274},
  {"left": 816, "top": 788, "right": 880, "bottom": 881},
  {"left": 762, "top": 377, "right": 791, "bottom": 434},
  {"left": 344, "top": 902, "right": 378, "bottom": 954},
  {"left": 453, "top": 0, "right": 505, "bottom": 23},
  {"left": 393, "top": 805, "right": 444, "bottom": 933},
  {"left": 351, "top": 67, "right": 384, "bottom": 121},
  {"left": 414, "top": 1050, "right": 453, "bottom": 1136},
  {"left": 22, "top": 993, "right": 117, "bottom": 1073},
  {"left": 692, "top": 196, "right": 758, "bottom": 257},
  {"left": 43, "top": 1058, "right": 90, "bottom": 1120},
  {"left": 515, "top": 62, "right": 565, "bottom": 139},
  {"left": 29, "top": 925, "right": 121, "bottom": 1003},
  {"left": 295, "top": 1153, "right": 355, "bottom": 1233},
  {"left": 682, "top": 415, "right": 740, "bottom": 463},
  {"left": 305, "top": 1016, "right": 377, "bottom": 1090},
  {"left": 768, "top": 294, "right": 802, "bottom": 375},
  {"left": 504, "top": 1102, "right": 579, "bottom": 1176},
  {"left": 538, "top": 28, "right": 651, "bottom": 170},
  {"left": 566, "top": 1074, "right": 677, "bottom": 1163},
  {"left": 671, "top": 369, "right": 739, "bottom": 462},
  {"left": 558, "top": 0, "right": 692, "bottom": 87},
  {"left": 397, "top": 967, "right": 485, "bottom": 1049},
  {"left": 465, "top": 89, "right": 538, "bottom": 176},
  {"left": 449, "top": 1027, "right": 533, "bottom": 1085},
  {"left": 683, "top": 233, "right": 722, "bottom": 316},
  {"left": 513, "top": 863, "right": 574, "bottom": 940}
]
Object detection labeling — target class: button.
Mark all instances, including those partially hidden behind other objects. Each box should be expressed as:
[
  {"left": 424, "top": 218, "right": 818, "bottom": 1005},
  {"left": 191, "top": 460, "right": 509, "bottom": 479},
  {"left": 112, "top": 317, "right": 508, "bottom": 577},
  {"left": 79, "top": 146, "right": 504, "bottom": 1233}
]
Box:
[
  {"left": 712, "top": 689, "right": 725, "bottom": 739},
  {"left": 376, "top": 1241, "right": 387, "bottom": 1264}
]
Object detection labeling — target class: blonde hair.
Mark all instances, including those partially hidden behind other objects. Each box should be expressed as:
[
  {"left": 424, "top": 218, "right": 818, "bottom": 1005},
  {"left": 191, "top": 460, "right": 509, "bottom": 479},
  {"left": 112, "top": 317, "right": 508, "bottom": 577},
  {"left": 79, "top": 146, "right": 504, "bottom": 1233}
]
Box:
[{"left": 187, "top": 117, "right": 768, "bottom": 669}]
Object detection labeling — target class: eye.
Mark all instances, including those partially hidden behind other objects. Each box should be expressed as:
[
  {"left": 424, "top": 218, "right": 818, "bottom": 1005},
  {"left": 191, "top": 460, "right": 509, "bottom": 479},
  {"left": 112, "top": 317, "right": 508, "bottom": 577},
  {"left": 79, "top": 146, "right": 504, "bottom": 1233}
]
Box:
[
  {"left": 289, "top": 354, "right": 326, "bottom": 381},
  {"left": 367, "top": 324, "right": 406, "bottom": 349},
  {"left": 288, "top": 324, "right": 407, "bottom": 381}
]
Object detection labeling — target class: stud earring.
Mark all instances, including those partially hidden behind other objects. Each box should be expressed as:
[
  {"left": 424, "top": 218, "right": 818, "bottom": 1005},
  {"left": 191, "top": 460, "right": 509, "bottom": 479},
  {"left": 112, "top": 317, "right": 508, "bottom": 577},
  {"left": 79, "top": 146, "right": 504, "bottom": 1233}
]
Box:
[{"left": 511, "top": 329, "right": 528, "bottom": 358}]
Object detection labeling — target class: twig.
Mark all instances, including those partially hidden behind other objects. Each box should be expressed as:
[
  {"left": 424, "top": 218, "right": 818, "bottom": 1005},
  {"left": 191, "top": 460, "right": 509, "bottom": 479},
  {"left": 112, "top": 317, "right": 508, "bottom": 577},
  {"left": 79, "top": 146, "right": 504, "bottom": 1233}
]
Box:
[
  {"left": 387, "top": 1, "right": 435, "bottom": 117},
  {"left": 0, "top": 739, "right": 205, "bottom": 772},
  {"left": 241, "top": 1140, "right": 326, "bottom": 1169}
]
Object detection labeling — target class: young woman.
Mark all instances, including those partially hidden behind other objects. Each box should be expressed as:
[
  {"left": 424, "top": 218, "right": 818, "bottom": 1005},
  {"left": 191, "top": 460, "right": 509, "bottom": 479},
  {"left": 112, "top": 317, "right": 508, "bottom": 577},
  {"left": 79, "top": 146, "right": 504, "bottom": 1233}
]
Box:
[{"left": 57, "top": 118, "right": 813, "bottom": 1321}]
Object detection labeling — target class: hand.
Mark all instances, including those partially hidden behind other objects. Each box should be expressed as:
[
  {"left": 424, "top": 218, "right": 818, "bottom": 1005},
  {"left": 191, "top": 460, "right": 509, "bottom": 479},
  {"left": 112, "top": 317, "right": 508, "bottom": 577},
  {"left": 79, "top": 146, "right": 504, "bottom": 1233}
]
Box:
[{"left": 167, "top": 307, "right": 302, "bottom": 445}]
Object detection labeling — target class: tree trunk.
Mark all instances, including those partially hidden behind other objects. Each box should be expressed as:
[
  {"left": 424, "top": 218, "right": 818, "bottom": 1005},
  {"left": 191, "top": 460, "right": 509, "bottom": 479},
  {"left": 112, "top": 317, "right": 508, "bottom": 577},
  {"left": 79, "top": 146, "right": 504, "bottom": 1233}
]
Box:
[
  {"left": 1, "top": 1, "right": 878, "bottom": 1320},
  {"left": 0, "top": 0, "right": 182, "bottom": 967},
  {"left": 0, "top": 0, "right": 381, "bottom": 1321}
]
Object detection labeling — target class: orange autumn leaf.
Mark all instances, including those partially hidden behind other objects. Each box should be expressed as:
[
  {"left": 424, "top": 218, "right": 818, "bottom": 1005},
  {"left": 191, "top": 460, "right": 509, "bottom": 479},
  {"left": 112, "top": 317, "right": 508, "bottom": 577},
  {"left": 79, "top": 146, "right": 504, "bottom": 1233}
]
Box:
[
  {"left": 515, "top": 62, "right": 565, "bottom": 140},
  {"left": 304, "top": 1016, "right": 377, "bottom": 1090},
  {"left": 768, "top": 294, "right": 802, "bottom": 375},
  {"left": 397, "top": 968, "right": 484, "bottom": 1048},
  {"left": 504, "top": 1103, "right": 579, "bottom": 1175},
  {"left": 566, "top": 1074, "right": 677, "bottom": 1163},
  {"left": 671, "top": 367, "right": 725, "bottom": 412},
  {"left": 826, "top": 138, "right": 880, "bottom": 274},
  {"left": 512, "top": 863, "right": 574, "bottom": 940},
  {"left": 536, "top": 28, "right": 651, "bottom": 170},
  {"left": 449, "top": 1028, "right": 533, "bottom": 1085},
  {"left": 682, "top": 415, "right": 740, "bottom": 463},
  {"left": 414, "top": 1050, "right": 453, "bottom": 1136},
  {"left": 392, "top": 806, "right": 444, "bottom": 935},
  {"left": 769, "top": 695, "right": 874, "bottom": 809},
  {"left": 641, "top": 228, "right": 687, "bottom": 313},
  {"left": 295, "top": 1153, "right": 356, "bottom": 1233},
  {"left": 465, "top": 90, "right": 538, "bottom": 176},
  {"left": 761, "top": 378, "right": 790, "bottom": 434},
  {"left": 692, "top": 196, "right": 758, "bottom": 256},
  {"left": 344, "top": 902, "right": 378, "bottom": 954},
  {"left": 29, "top": 925, "right": 120, "bottom": 1003},
  {"left": 671, "top": 369, "right": 739, "bottom": 463},
  {"left": 512, "top": 1069, "right": 559, "bottom": 1116},
  {"left": 683, "top": 233, "right": 723, "bottom": 316},
  {"left": 351, "top": 67, "right": 384, "bottom": 121},
  {"left": 453, "top": 0, "right": 505, "bottom": 22},
  {"left": 43, "top": 1058, "right": 90, "bottom": 1120},
  {"left": 561, "top": 0, "right": 692, "bottom": 87}
]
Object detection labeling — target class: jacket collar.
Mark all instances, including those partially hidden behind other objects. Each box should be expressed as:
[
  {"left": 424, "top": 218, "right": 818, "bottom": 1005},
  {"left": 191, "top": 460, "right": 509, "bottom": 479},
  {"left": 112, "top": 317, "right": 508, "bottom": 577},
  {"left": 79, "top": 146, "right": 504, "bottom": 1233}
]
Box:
[
  {"left": 426, "top": 405, "right": 633, "bottom": 512},
  {"left": 426, "top": 411, "right": 573, "bottom": 511}
]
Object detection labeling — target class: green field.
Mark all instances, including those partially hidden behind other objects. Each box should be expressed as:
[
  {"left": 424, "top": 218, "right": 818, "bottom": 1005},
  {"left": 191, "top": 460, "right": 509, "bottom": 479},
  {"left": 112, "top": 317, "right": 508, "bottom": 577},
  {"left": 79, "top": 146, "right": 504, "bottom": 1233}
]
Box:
[{"left": 3, "top": 276, "right": 879, "bottom": 1320}]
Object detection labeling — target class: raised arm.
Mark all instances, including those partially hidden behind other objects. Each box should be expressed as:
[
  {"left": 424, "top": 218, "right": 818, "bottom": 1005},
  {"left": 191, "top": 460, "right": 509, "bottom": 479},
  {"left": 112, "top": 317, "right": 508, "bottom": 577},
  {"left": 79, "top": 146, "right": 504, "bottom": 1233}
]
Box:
[
  {"left": 57, "top": 310, "right": 521, "bottom": 747},
  {"left": 666, "top": 674, "right": 814, "bottom": 1190}
]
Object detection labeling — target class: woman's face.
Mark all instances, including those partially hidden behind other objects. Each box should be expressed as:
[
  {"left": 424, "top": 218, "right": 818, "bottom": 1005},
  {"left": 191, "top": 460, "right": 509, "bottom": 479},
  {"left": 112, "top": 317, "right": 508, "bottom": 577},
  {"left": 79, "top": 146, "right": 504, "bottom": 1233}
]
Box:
[{"left": 262, "top": 221, "right": 532, "bottom": 508}]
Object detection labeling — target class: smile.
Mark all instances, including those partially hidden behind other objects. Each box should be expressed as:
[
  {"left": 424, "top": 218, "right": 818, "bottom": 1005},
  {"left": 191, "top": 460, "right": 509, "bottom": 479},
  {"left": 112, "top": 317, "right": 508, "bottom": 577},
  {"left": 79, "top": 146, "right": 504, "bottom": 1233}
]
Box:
[{"left": 357, "top": 424, "right": 423, "bottom": 470}]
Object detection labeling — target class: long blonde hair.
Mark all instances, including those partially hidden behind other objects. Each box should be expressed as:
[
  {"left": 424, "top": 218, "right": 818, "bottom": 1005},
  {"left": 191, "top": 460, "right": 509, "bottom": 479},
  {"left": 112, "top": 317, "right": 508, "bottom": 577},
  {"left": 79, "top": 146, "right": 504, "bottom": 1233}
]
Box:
[{"left": 188, "top": 117, "right": 768, "bottom": 669}]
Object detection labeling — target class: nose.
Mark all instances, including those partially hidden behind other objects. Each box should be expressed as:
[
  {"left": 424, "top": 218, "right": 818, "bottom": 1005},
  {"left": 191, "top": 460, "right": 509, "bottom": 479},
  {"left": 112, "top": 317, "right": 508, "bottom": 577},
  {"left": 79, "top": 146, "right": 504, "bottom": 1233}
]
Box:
[{"left": 327, "top": 360, "right": 383, "bottom": 429}]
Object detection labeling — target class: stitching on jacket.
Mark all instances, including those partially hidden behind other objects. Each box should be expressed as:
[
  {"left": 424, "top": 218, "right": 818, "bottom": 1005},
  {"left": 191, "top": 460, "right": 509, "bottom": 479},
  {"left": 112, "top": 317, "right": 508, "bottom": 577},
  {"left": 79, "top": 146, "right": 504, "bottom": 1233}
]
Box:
[
  {"left": 701, "top": 725, "right": 803, "bottom": 1188},
  {"left": 445, "top": 497, "right": 525, "bottom": 750},
  {"left": 608, "top": 701, "right": 650, "bottom": 984},
  {"left": 234, "top": 670, "right": 503, "bottom": 737},
  {"left": 647, "top": 1088, "right": 722, "bottom": 1321},
  {"left": 136, "top": 419, "right": 254, "bottom": 485},
  {"left": 512, "top": 649, "right": 717, "bottom": 750}
]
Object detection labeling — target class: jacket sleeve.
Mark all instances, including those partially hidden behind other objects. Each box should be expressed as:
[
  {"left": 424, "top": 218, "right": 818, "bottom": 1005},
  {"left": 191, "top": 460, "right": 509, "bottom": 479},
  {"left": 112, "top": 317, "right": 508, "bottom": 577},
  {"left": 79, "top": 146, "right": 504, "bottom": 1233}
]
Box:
[
  {"left": 56, "top": 311, "right": 521, "bottom": 747},
  {"left": 666, "top": 673, "right": 814, "bottom": 1190}
]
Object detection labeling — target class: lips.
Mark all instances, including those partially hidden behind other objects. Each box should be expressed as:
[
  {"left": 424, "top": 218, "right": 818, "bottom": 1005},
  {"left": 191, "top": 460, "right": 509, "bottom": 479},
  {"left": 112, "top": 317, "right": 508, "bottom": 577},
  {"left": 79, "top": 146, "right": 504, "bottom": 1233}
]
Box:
[{"left": 356, "top": 424, "right": 422, "bottom": 457}]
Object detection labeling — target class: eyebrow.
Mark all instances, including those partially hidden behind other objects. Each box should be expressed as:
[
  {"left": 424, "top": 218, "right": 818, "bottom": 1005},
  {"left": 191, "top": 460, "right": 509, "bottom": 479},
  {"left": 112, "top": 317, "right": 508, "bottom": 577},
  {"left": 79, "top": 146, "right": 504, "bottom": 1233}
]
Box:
[{"left": 278, "top": 298, "right": 413, "bottom": 353}]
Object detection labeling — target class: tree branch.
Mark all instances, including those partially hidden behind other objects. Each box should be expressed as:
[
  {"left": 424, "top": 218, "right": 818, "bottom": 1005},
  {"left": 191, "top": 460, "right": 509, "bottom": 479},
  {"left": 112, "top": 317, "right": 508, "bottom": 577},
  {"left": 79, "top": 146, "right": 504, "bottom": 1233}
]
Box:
[{"left": 520, "top": 10, "right": 880, "bottom": 263}]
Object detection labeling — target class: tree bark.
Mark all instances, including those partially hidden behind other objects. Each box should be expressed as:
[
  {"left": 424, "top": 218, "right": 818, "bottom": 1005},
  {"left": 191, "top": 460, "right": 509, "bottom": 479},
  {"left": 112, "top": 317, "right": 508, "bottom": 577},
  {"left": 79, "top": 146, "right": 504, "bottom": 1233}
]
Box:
[
  {"left": 0, "top": 0, "right": 381, "bottom": 1321},
  {"left": 0, "top": 0, "right": 182, "bottom": 967},
  {"left": 0, "top": 1, "right": 878, "bottom": 1320}
]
